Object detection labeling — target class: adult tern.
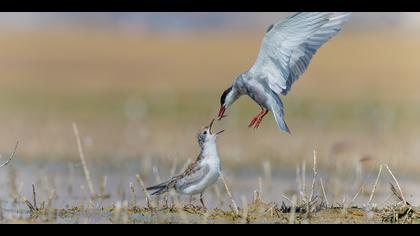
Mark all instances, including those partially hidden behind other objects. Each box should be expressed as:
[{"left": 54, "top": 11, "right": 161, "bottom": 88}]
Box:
[{"left": 217, "top": 12, "right": 351, "bottom": 133}]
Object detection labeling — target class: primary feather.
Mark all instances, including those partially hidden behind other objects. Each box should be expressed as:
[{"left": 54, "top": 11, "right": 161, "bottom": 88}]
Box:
[{"left": 250, "top": 12, "right": 352, "bottom": 96}]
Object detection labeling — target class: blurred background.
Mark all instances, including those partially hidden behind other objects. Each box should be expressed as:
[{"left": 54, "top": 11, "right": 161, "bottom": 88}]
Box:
[{"left": 0, "top": 12, "right": 420, "bottom": 210}]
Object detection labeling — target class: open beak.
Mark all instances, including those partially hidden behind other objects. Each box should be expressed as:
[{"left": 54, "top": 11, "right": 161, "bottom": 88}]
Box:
[
  {"left": 218, "top": 106, "right": 227, "bottom": 120},
  {"left": 208, "top": 119, "right": 225, "bottom": 135},
  {"left": 208, "top": 119, "right": 215, "bottom": 133},
  {"left": 215, "top": 130, "right": 225, "bottom": 135}
]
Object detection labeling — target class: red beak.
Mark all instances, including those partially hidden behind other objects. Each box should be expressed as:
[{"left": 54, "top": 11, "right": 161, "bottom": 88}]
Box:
[{"left": 218, "top": 106, "right": 226, "bottom": 120}]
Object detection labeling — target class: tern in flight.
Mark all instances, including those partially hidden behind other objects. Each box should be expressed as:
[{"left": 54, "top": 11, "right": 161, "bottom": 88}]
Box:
[{"left": 217, "top": 12, "right": 351, "bottom": 133}]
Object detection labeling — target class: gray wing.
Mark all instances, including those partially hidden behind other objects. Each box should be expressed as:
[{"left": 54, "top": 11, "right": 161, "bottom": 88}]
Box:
[
  {"left": 175, "top": 164, "right": 210, "bottom": 191},
  {"left": 249, "top": 12, "right": 351, "bottom": 96}
]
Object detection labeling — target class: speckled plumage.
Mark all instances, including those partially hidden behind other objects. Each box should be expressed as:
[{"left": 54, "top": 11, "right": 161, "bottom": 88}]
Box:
[{"left": 146, "top": 120, "right": 223, "bottom": 207}]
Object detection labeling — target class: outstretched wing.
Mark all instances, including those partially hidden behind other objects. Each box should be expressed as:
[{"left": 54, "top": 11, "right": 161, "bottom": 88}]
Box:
[{"left": 249, "top": 12, "right": 351, "bottom": 96}]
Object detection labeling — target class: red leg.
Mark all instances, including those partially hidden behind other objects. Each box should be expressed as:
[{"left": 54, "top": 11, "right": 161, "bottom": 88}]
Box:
[
  {"left": 254, "top": 109, "right": 269, "bottom": 129},
  {"left": 248, "top": 108, "right": 265, "bottom": 128}
]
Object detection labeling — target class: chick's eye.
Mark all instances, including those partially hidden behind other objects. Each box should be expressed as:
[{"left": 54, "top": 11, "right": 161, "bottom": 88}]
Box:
[{"left": 203, "top": 131, "right": 207, "bottom": 135}]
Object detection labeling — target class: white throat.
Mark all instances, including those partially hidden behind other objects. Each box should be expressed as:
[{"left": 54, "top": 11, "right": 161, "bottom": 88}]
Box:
[{"left": 201, "top": 139, "right": 219, "bottom": 160}]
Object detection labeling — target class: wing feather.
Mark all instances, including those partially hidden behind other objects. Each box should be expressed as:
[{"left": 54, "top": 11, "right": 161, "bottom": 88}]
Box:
[
  {"left": 250, "top": 12, "right": 351, "bottom": 96},
  {"left": 175, "top": 164, "right": 210, "bottom": 191}
]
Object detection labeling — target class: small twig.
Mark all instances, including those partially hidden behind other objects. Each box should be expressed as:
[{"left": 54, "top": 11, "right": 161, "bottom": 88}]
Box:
[
  {"left": 99, "top": 175, "right": 109, "bottom": 198},
  {"left": 240, "top": 195, "right": 248, "bottom": 224},
  {"left": 296, "top": 165, "right": 302, "bottom": 199},
  {"left": 129, "top": 182, "right": 136, "bottom": 207},
  {"left": 301, "top": 160, "right": 306, "bottom": 201},
  {"left": 0, "top": 199, "right": 3, "bottom": 221},
  {"left": 136, "top": 174, "right": 154, "bottom": 208},
  {"left": 281, "top": 194, "right": 296, "bottom": 207},
  {"left": 220, "top": 173, "right": 239, "bottom": 215},
  {"left": 309, "top": 150, "right": 318, "bottom": 204},
  {"left": 72, "top": 123, "right": 96, "bottom": 198},
  {"left": 213, "top": 184, "right": 222, "bottom": 206},
  {"left": 289, "top": 195, "right": 297, "bottom": 224},
  {"left": 384, "top": 164, "right": 407, "bottom": 205},
  {"left": 262, "top": 160, "right": 272, "bottom": 189},
  {"left": 253, "top": 190, "right": 262, "bottom": 203},
  {"left": 152, "top": 166, "right": 161, "bottom": 184},
  {"left": 368, "top": 164, "right": 383, "bottom": 205},
  {"left": 304, "top": 150, "right": 318, "bottom": 218},
  {"left": 349, "top": 185, "right": 363, "bottom": 207},
  {"left": 319, "top": 178, "right": 329, "bottom": 207},
  {"left": 32, "top": 184, "right": 37, "bottom": 210},
  {"left": 24, "top": 184, "right": 39, "bottom": 213},
  {"left": 0, "top": 140, "right": 19, "bottom": 169},
  {"left": 23, "top": 198, "right": 35, "bottom": 212}
]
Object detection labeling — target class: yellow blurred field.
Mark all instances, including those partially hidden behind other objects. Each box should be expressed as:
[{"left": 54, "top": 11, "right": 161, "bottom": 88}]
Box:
[{"left": 0, "top": 29, "right": 419, "bottom": 173}]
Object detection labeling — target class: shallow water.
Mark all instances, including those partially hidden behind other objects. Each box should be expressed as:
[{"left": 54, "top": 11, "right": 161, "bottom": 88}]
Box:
[{"left": 1, "top": 157, "right": 419, "bottom": 223}]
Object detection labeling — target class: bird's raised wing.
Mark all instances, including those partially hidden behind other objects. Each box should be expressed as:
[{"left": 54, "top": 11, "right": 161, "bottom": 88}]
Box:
[{"left": 249, "top": 12, "right": 351, "bottom": 96}]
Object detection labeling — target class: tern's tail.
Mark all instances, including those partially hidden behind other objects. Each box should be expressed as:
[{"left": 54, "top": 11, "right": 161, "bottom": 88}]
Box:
[
  {"left": 146, "top": 181, "right": 171, "bottom": 196},
  {"left": 270, "top": 92, "right": 291, "bottom": 134}
]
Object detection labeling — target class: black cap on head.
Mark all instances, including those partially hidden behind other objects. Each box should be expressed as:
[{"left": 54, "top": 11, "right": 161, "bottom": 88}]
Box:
[{"left": 220, "top": 86, "right": 233, "bottom": 106}]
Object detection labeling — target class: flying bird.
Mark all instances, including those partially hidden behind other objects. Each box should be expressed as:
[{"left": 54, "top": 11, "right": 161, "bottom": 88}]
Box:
[
  {"left": 146, "top": 119, "right": 224, "bottom": 208},
  {"left": 218, "top": 12, "right": 351, "bottom": 133}
]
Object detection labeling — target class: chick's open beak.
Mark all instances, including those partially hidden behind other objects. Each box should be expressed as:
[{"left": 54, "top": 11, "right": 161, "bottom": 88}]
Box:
[
  {"left": 208, "top": 119, "right": 224, "bottom": 135},
  {"left": 215, "top": 130, "right": 225, "bottom": 135},
  {"left": 208, "top": 119, "right": 215, "bottom": 133}
]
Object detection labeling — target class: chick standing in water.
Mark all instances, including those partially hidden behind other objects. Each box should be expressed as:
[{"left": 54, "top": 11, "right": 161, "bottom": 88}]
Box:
[{"left": 146, "top": 119, "right": 224, "bottom": 208}]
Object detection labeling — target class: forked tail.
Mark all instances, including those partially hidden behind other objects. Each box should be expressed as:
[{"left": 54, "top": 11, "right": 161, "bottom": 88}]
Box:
[
  {"left": 146, "top": 181, "right": 171, "bottom": 196},
  {"left": 270, "top": 91, "right": 291, "bottom": 134}
]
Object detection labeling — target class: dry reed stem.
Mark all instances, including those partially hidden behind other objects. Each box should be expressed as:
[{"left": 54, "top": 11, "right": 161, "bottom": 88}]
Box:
[
  {"left": 319, "top": 178, "right": 329, "bottom": 207},
  {"left": 289, "top": 195, "right": 297, "bottom": 224},
  {"left": 302, "top": 161, "right": 306, "bottom": 198},
  {"left": 281, "top": 194, "right": 296, "bottom": 207},
  {"left": 121, "top": 201, "right": 129, "bottom": 224},
  {"left": 309, "top": 150, "right": 318, "bottom": 205},
  {"left": 213, "top": 184, "right": 222, "bottom": 206},
  {"left": 135, "top": 174, "right": 154, "bottom": 209},
  {"left": 384, "top": 164, "right": 407, "bottom": 205},
  {"left": 296, "top": 165, "right": 302, "bottom": 200},
  {"left": 47, "top": 189, "right": 56, "bottom": 209},
  {"left": 32, "top": 184, "right": 37, "bottom": 210},
  {"left": 72, "top": 123, "right": 96, "bottom": 198},
  {"left": 240, "top": 195, "right": 248, "bottom": 224},
  {"left": 262, "top": 160, "right": 272, "bottom": 189},
  {"left": 24, "top": 184, "right": 39, "bottom": 212},
  {"left": 349, "top": 185, "right": 363, "bottom": 207},
  {"left": 99, "top": 176, "right": 108, "bottom": 198},
  {"left": 152, "top": 166, "right": 161, "bottom": 184},
  {"left": 368, "top": 164, "right": 383, "bottom": 205},
  {"left": 129, "top": 182, "right": 136, "bottom": 207},
  {"left": 0, "top": 140, "right": 19, "bottom": 169},
  {"left": 220, "top": 173, "right": 239, "bottom": 215},
  {"left": 113, "top": 201, "right": 122, "bottom": 223},
  {"left": 0, "top": 200, "right": 3, "bottom": 221}
]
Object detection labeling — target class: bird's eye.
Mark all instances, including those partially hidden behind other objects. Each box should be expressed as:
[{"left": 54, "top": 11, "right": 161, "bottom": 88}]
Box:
[{"left": 203, "top": 131, "right": 207, "bottom": 135}]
